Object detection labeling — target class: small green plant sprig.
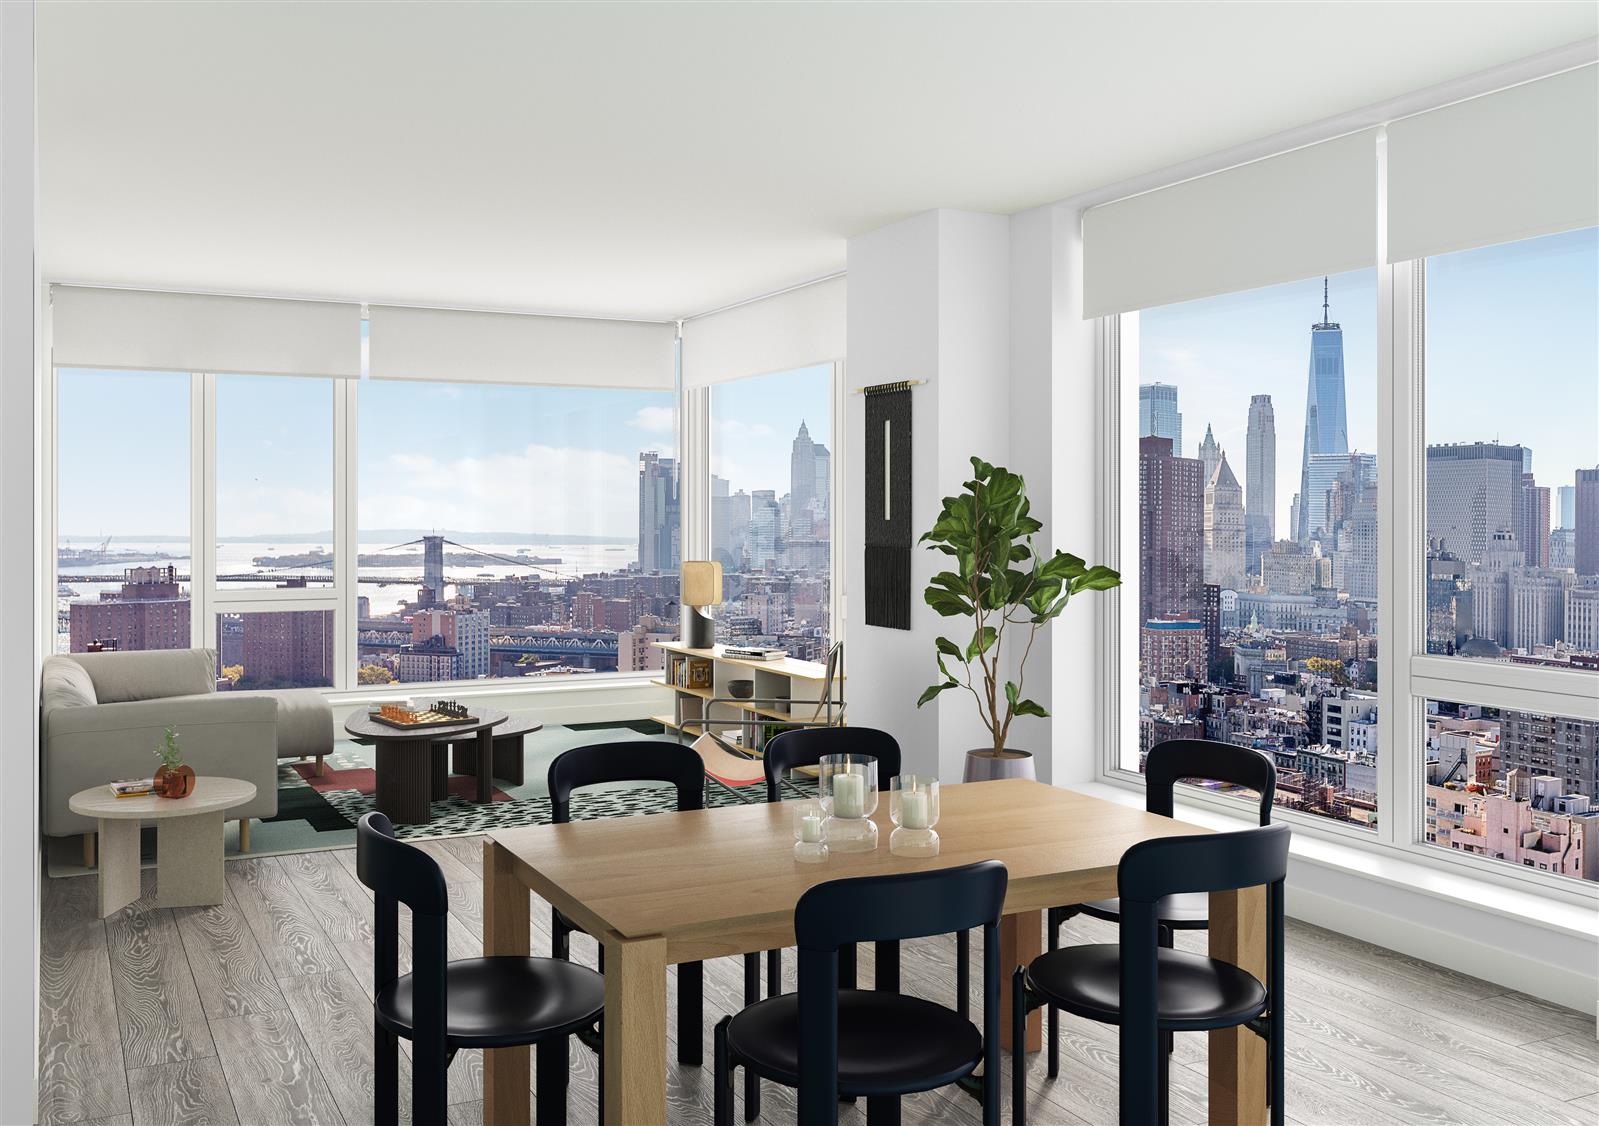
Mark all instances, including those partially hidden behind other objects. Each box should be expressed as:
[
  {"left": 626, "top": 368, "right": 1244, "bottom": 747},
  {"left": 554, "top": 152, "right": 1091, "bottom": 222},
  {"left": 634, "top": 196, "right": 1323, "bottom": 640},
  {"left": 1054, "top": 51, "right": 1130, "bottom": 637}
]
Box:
[{"left": 154, "top": 727, "right": 183, "bottom": 771}]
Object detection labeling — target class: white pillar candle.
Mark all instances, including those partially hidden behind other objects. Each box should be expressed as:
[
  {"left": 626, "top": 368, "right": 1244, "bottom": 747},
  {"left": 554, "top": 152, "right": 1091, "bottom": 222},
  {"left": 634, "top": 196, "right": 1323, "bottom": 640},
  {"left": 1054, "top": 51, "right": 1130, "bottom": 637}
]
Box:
[
  {"left": 799, "top": 814, "right": 824, "bottom": 843},
  {"left": 900, "top": 790, "right": 930, "bottom": 830},
  {"left": 832, "top": 771, "right": 865, "bottom": 819}
]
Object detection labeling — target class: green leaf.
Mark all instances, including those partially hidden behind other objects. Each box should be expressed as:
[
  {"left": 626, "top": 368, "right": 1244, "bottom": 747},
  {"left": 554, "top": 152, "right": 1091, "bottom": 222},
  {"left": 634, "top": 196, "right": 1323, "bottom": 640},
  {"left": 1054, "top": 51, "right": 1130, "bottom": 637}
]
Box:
[
  {"left": 966, "top": 626, "right": 997, "bottom": 661},
  {"left": 925, "top": 589, "right": 972, "bottom": 617},
  {"left": 1004, "top": 680, "right": 1020, "bottom": 710},
  {"left": 935, "top": 636, "right": 963, "bottom": 659},
  {"left": 1013, "top": 697, "right": 1050, "bottom": 718},
  {"left": 916, "top": 681, "right": 960, "bottom": 707},
  {"left": 1070, "top": 565, "right": 1123, "bottom": 593}
]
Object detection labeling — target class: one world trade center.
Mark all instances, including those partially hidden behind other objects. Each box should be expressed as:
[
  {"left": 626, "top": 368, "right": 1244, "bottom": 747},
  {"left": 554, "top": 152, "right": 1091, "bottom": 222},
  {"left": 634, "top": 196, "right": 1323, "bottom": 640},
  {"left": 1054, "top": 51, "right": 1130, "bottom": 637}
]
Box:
[{"left": 1296, "top": 278, "right": 1349, "bottom": 544}]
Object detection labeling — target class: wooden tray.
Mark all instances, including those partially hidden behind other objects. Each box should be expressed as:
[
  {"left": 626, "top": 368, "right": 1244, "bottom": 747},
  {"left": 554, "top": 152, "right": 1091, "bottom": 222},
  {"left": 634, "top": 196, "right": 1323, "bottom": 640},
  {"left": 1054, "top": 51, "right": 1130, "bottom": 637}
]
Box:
[{"left": 369, "top": 710, "right": 478, "bottom": 730}]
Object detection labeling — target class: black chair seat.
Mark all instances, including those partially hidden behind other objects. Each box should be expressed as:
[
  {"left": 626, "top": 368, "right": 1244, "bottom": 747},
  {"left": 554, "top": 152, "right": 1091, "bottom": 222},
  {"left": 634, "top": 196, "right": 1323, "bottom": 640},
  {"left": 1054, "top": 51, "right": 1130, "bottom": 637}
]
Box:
[
  {"left": 1078, "top": 891, "right": 1210, "bottom": 928},
  {"left": 726, "top": 988, "right": 981, "bottom": 1096},
  {"left": 376, "top": 956, "right": 604, "bottom": 1050},
  {"left": 1028, "top": 945, "right": 1267, "bottom": 1032}
]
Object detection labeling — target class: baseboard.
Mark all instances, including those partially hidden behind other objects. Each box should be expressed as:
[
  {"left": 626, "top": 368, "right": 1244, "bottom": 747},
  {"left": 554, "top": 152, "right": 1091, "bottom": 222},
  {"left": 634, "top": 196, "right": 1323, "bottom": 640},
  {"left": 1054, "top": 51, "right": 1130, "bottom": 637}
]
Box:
[{"left": 1285, "top": 852, "right": 1599, "bottom": 1018}]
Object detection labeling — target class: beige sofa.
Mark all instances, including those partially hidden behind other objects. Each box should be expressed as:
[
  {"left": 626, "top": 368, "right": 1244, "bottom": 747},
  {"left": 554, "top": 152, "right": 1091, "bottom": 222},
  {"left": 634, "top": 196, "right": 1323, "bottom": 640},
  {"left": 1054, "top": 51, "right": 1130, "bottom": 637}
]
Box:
[{"left": 41, "top": 648, "right": 333, "bottom": 856}]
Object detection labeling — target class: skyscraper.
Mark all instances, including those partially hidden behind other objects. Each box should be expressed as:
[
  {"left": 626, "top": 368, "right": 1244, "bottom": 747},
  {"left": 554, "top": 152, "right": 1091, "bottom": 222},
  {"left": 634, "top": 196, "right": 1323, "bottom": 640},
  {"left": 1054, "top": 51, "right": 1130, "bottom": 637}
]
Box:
[
  {"left": 1303, "top": 451, "right": 1376, "bottom": 546},
  {"left": 1139, "top": 383, "right": 1183, "bottom": 457},
  {"left": 1245, "top": 394, "right": 1276, "bottom": 575},
  {"left": 1520, "top": 473, "right": 1551, "bottom": 569},
  {"left": 1577, "top": 467, "right": 1599, "bottom": 576},
  {"left": 638, "top": 451, "right": 680, "bottom": 573},
  {"left": 790, "top": 420, "right": 818, "bottom": 529},
  {"left": 1556, "top": 484, "right": 1576, "bottom": 530},
  {"left": 1426, "top": 442, "right": 1527, "bottom": 565},
  {"left": 1138, "top": 435, "right": 1205, "bottom": 624},
  {"left": 1296, "top": 280, "right": 1350, "bottom": 544},
  {"left": 1203, "top": 453, "right": 1246, "bottom": 591},
  {"left": 1198, "top": 424, "right": 1221, "bottom": 487}
]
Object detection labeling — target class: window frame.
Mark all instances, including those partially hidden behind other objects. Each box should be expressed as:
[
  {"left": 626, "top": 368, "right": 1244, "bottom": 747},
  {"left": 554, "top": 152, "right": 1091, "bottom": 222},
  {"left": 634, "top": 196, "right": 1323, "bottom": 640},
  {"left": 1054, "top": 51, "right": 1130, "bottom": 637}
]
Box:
[
  {"left": 48, "top": 365, "right": 695, "bottom": 694},
  {"left": 1095, "top": 254, "right": 1599, "bottom": 908},
  {"left": 693, "top": 361, "right": 845, "bottom": 658}
]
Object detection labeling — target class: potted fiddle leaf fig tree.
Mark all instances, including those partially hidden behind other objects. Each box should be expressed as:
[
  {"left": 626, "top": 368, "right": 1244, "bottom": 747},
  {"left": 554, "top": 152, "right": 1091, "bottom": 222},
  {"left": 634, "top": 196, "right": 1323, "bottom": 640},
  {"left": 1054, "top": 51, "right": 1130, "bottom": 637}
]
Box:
[{"left": 917, "top": 457, "right": 1121, "bottom": 779}]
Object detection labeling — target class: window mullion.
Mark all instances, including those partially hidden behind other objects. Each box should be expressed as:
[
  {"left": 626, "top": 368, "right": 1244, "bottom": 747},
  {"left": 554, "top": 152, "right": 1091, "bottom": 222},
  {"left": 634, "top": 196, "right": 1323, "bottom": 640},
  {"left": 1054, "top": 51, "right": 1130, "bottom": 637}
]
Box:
[{"left": 192, "top": 372, "right": 214, "bottom": 650}]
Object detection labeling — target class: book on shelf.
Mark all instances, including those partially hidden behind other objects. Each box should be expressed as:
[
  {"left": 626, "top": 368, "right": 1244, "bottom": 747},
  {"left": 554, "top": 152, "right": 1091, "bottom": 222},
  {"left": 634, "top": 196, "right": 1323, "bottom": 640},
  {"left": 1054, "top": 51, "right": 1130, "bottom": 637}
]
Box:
[
  {"left": 722, "top": 646, "right": 787, "bottom": 661},
  {"left": 109, "top": 778, "right": 155, "bottom": 798}
]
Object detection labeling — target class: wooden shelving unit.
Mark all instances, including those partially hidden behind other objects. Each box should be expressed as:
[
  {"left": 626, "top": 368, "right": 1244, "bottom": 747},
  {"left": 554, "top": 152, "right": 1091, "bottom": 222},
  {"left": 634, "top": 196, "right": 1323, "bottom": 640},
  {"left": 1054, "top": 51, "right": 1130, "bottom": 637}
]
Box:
[{"left": 651, "top": 642, "right": 843, "bottom": 750}]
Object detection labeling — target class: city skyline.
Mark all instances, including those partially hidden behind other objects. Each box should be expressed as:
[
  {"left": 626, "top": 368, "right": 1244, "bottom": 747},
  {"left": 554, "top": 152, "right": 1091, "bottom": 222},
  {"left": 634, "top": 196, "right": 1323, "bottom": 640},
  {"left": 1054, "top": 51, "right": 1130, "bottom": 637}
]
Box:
[{"left": 1138, "top": 227, "right": 1599, "bottom": 537}]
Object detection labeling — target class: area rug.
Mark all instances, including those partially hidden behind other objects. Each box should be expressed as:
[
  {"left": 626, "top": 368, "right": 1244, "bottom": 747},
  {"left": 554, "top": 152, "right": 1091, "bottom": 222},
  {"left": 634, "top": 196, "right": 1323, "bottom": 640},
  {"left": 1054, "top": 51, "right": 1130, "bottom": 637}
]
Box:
[{"left": 46, "top": 721, "right": 803, "bottom": 876}]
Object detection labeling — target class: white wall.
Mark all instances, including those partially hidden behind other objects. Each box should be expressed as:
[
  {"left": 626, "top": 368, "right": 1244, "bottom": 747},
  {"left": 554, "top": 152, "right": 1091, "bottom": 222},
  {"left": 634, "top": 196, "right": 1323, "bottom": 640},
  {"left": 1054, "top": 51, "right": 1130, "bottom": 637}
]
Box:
[{"left": 0, "top": 2, "right": 40, "bottom": 1119}]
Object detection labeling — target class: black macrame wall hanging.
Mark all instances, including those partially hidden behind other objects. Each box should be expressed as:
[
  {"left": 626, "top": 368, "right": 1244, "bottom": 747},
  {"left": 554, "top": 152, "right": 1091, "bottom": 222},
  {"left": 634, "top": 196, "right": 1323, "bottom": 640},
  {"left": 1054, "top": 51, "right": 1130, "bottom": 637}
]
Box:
[{"left": 863, "top": 381, "right": 914, "bottom": 629}]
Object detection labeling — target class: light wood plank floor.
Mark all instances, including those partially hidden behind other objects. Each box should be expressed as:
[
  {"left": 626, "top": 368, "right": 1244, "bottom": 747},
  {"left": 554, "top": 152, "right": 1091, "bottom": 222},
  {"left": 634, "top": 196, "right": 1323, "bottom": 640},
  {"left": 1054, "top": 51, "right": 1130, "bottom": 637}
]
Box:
[{"left": 38, "top": 836, "right": 1597, "bottom": 1126}]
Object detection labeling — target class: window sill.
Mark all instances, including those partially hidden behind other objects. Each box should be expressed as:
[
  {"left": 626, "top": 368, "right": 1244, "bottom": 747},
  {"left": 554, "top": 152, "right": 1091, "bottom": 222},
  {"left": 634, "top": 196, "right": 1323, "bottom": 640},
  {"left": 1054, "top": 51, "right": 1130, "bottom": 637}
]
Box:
[
  {"left": 1068, "top": 778, "right": 1599, "bottom": 944},
  {"left": 324, "top": 671, "right": 663, "bottom": 709}
]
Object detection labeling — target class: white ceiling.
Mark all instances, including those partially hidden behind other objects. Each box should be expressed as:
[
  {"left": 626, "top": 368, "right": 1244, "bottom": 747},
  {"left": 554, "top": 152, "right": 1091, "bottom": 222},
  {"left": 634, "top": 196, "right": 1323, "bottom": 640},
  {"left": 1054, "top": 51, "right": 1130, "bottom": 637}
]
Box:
[{"left": 37, "top": 1, "right": 1598, "bottom": 322}]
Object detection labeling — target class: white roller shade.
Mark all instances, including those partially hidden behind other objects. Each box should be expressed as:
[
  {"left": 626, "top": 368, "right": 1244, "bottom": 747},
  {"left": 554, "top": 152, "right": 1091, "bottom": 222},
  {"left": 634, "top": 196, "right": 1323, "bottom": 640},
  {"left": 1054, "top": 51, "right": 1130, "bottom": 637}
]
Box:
[
  {"left": 368, "top": 304, "right": 675, "bottom": 389},
  {"left": 681, "top": 275, "right": 845, "bottom": 387},
  {"left": 1387, "top": 65, "right": 1599, "bottom": 264},
  {"left": 51, "top": 286, "right": 362, "bottom": 377},
  {"left": 1082, "top": 129, "right": 1378, "bottom": 318}
]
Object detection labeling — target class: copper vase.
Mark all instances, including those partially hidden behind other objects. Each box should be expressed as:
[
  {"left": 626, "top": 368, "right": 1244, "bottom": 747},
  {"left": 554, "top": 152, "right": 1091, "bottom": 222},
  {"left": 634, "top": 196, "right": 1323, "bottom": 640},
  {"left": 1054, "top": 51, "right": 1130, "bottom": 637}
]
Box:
[{"left": 155, "top": 764, "right": 195, "bottom": 798}]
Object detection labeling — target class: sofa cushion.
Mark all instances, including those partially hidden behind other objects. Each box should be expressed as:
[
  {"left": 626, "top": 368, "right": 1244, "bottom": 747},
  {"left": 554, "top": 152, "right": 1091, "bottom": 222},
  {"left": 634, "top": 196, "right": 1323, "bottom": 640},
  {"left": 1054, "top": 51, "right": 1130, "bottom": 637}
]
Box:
[
  {"left": 40, "top": 655, "right": 97, "bottom": 712},
  {"left": 226, "top": 688, "right": 334, "bottom": 759},
  {"left": 69, "top": 648, "right": 219, "bottom": 704}
]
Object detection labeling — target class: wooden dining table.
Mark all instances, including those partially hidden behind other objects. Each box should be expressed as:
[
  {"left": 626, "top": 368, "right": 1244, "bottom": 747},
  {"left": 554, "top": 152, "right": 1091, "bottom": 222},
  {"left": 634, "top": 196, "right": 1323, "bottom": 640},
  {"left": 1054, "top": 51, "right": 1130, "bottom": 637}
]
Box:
[{"left": 482, "top": 778, "right": 1267, "bottom": 1125}]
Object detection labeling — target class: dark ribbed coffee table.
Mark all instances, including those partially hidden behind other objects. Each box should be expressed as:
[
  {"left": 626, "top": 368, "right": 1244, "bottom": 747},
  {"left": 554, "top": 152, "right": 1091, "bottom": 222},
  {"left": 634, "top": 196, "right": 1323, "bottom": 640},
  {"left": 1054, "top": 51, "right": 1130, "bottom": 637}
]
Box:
[{"left": 344, "top": 708, "right": 507, "bottom": 825}]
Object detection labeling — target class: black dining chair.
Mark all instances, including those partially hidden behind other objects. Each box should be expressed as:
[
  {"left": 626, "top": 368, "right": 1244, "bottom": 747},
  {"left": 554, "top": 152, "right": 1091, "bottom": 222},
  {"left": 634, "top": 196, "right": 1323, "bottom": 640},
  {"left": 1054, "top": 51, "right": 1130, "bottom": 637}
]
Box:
[
  {"left": 1041, "top": 739, "right": 1276, "bottom": 1076},
  {"left": 356, "top": 811, "right": 604, "bottom": 1126},
  {"left": 715, "top": 861, "right": 1008, "bottom": 1126},
  {"left": 548, "top": 740, "right": 708, "bottom": 1066},
  {"left": 737, "top": 727, "right": 905, "bottom": 1117},
  {"left": 1012, "top": 822, "right": 1290, "bottom": 1126}
]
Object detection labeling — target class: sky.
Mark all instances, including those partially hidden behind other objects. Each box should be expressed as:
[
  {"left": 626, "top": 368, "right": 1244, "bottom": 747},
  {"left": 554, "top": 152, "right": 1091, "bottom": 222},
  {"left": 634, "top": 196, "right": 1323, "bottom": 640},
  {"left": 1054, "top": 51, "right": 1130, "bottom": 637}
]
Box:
[
  {"left": 58, "top": 362, "right": 832, "bottom": 543},
  {"left": 1138, "top": 226, "right": 1598, "bottom": 535}
]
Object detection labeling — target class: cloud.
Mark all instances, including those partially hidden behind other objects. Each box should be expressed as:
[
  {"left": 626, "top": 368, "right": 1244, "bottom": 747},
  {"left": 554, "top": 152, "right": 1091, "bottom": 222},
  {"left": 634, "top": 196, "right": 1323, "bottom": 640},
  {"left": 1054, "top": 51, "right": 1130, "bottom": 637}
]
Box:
[{"left": 628, "top": 405, "right": 676, "bottom": 435}]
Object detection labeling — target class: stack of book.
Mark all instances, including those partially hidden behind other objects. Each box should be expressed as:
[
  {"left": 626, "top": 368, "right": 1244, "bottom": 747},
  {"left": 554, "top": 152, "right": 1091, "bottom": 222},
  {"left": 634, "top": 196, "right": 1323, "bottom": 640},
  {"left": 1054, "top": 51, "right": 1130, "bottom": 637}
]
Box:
[
  {"left": 108, "top": 778, "right": 155, "bottom": 798},
  {"left": 723, "top": 646, "right": 787, "bottom": 661}
]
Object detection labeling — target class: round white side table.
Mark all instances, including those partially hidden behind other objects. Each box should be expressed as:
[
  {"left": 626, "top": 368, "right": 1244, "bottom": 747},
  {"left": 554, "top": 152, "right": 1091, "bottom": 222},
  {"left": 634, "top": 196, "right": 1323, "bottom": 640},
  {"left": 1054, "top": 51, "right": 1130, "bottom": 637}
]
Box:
[{"left": 69, "top": 776, "right": 257, "bottom": 918}]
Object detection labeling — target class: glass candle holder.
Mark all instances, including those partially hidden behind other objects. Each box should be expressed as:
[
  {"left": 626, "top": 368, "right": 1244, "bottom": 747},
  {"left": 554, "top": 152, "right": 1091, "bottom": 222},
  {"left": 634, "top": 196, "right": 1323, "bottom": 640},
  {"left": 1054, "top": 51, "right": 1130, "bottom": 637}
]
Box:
[
  {"left": 890, "top": 775, "right": 940, "bottom": 856},
  {"left": 818, "top": 753, "right": 879, "bottom": 852},
  {"left": 792, "top": 798, "right": 827, "bottom": 863}
]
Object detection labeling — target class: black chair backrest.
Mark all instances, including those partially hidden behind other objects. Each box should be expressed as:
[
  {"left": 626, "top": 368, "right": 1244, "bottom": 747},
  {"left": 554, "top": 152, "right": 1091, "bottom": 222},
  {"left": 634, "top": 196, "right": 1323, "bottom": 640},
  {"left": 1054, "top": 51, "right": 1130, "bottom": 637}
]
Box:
[
  {"left": 547, "top": 740, "right": 706, "bottom": 823},
  {"left": 1144, "top": 739, "right": 1276, "bottom": 825},
  {"left": 795, "top": 861, "right": 1006, "bottom": 951},
  {"left": 762, "top": 726, "right": 902, "bottom": 804},
  {"left": 356, "top": 810, "right": 448, "bottom": 917},
  {"left": 1118, "top": 823, "right": 1290, "bottom": 904},
  {"left": 356, "top": 811, "right": 449, "bottom": 1073},
  {"left": 793, "top": 863, "right": 1007, "bottom": 1121}
]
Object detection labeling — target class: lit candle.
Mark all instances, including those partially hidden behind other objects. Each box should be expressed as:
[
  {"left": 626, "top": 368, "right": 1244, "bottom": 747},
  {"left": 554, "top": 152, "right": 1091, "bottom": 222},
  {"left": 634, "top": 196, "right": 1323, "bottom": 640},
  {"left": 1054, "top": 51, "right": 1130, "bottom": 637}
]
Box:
[
  {"left": 901, "top": 790, "right": 930, "bottom": 830},
  {"left": 833, "top": 771, "right": 865, "bottom": 818},
  {"left": 799, "top": 814, "right": 824, "bottom": 843}
]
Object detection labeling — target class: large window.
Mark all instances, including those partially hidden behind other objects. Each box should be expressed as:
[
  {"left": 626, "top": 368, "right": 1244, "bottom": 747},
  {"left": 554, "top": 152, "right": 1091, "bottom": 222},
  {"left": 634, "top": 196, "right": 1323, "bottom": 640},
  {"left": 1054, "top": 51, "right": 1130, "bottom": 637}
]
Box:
[
  {"left": 1123, "top": 269, "right": 1380, "bottom": 831},
  {"left": 709, "top": 364, "right": 834, "bottom": 660},
  {"left": 354, "top": 380, "right": 677, "bottom": 685},
  {"left": 55, "top": 369, "right": 192, "bottom": 654},
  {"left": 215, "top": 374, "right": 335, "bottom": 590},
  {"left": 1415, "top": 226, "right": 1598, "bottom": 883},
  {"left": 1423, "top": 228, "right": 1598, "bottom": 669}
]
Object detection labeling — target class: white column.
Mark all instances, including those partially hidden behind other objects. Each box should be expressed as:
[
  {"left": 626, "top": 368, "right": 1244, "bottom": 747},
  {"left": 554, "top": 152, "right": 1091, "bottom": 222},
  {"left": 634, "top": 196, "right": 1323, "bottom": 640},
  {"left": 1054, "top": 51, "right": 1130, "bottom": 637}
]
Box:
[
  {"left": 0, "top": 1, "right": 40, "bottom": 1119},
  {"left": 844, "top": 209, "right": 1012, "bottom": 781}
]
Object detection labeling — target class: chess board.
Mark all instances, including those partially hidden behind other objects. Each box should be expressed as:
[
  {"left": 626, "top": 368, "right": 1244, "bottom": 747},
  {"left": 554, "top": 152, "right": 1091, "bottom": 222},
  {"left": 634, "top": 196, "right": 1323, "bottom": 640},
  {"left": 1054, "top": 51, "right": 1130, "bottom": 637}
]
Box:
[{"left": 369, "top": 708, "right": 479, "bottom": 730}]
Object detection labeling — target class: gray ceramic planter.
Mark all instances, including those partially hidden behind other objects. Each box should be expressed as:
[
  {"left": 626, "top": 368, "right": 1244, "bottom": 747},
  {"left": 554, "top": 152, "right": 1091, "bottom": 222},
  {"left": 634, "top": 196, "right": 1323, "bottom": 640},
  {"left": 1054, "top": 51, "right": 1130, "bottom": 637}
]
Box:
[{"left": 961, "top": 749, "right": 1037, "bottom": 782}]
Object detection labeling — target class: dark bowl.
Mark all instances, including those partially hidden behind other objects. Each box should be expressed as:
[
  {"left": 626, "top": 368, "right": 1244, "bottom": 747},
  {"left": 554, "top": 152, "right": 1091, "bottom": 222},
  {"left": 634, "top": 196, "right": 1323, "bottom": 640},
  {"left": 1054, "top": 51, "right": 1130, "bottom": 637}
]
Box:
[{"left": 728, "top": 679, "right": 755, "bottom": 699}]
